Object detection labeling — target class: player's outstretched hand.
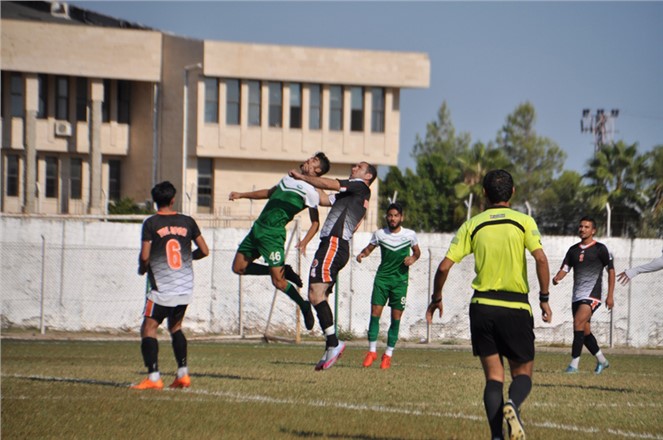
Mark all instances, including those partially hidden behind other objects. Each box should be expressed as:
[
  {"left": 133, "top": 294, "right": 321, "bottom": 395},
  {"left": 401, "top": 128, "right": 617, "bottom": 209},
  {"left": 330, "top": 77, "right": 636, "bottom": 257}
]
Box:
[
  {"left": 289, "top": 169, "right": 303, "bottom": 180},
  {"left": 295, "top": 240, "right": 308, "bottom": 256},
  {"left": 617, "top": 271, "right": 630, "bottom": 286},
  {"left": 228, "top": 192, "right": 240, "bottom": 201},
  {"left": 540, "top": 301, "right": 552, "bottom": 323},
  {"left": 356, "top": 254, "right": 364, "bottom": 263},
  {"left": 425, "top": 301, "right": 443, "bottom": 323}
]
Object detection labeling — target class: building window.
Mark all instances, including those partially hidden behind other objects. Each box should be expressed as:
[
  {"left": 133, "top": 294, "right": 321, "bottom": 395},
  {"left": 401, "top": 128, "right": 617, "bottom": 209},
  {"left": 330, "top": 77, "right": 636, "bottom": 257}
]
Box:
[
  {"left": 76, "top": 77, "right": 88, "bottom": 122},
  {"left": 309, "top": 84, "right": 321, "bottom": 130},
  {"left": 329, "top": 85, "right": 343, "bottom": 131},
  {"left": 70, "top": 158, "right": 82, "bottom": 199},
  {"left": 117, "top": 81, "right": 130, "bottom": 124},
  {"left": 10, "top": 73, "right": 24, "bottom": 118},
  {"left": 350, "top": 87, "right": 364, "bottom": 132},
  {"left": 371, "top": 87, "right": 385, "bottom": 133},
  {"left": 248, "top": 80, "right": 261, "bottom": 127},
  {"left": 204, "top": 77, "right": 219, "bottom": 123},
  {"left": 6, "top": 155, "right": 19, "bottom": 197},
  {"left": 289, "top": 83, "right": 302, "bottom": 129},
  {"left": 268, "top": 82, "right": 282, "bottom": 128},
  {"left": 45, "top": 156, "right": 58, "bottom": 198},
  {"left": 197, "top": 158, "right": 213, "bottom": 210},
  {"left": 102, "top": 79, "right": 111, "bottom": 123},
  {"left": 225, "top": 79, "right": 240, "bottom": 125},
  {"left": 56, "top": 76, "right": 69, "bottom": 120},
  {"left": 108, "top": 159, "right": 121, "bottom": 201},
  {"left": 37, "top": 74, "right": 48, "bottom": 119}
]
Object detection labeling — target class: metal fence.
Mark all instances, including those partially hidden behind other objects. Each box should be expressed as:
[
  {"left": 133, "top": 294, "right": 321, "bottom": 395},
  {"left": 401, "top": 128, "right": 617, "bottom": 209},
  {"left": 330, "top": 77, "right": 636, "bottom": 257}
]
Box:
[{"left": 1, "top": 216, "right": 662, "bottom": 348}]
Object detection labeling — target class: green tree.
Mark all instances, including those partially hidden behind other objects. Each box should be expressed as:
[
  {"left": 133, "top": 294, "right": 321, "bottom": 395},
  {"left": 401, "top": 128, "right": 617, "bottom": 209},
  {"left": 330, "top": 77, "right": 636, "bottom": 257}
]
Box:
[
  {"left": 453, "top": 141, "right": 509, "bottom": 223},
  {"left": 584, "top": 141, "right": 649, "bottom": 237},
  {"left": 537, "top": 170, "right": 587, "bottom": 235},
  {"left": 495, "top": 102, "right": 566, "bottom": 211},
  {"left": 380, "top": 102, "right": 463, "bottom": 231},
  {"left": 640, "top": 145, "right": 663, "bottom": 237}
]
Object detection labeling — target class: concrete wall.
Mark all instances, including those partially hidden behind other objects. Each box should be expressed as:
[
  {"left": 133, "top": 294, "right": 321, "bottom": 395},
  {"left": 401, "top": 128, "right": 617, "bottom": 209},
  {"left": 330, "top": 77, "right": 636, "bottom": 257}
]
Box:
[{"left": 3, "top": 218, "right": 659, "bottom": 347}]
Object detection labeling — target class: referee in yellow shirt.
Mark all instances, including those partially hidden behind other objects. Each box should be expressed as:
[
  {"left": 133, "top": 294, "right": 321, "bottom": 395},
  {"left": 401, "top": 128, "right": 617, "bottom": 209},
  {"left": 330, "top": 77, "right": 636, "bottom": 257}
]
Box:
[{"left": 426, "top": 169, "right": 552, "bottom": 440}]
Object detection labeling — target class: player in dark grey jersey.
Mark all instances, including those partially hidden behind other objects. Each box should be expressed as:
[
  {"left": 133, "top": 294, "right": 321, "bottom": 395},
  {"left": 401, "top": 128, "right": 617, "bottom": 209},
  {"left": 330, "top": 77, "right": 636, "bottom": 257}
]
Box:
[
  {"left": 132, "top": 181, "right": 209, "bottom": 390},
  {"left": 553, "top": 216, "right": 615, "bottom": 374},
  {"left": 289, "top": 161, "right": 376, "bottom": 370}
]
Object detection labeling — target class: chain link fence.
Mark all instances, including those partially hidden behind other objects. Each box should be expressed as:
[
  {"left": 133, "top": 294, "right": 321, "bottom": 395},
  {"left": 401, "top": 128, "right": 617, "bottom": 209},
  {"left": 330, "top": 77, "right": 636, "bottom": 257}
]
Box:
[{"left": 1, "top": 216, "right": 661, "bottom": 348}]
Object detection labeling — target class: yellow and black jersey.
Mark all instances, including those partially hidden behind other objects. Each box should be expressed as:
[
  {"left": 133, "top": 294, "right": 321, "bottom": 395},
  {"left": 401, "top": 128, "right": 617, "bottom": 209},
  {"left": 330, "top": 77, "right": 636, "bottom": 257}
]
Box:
[{"left": 446, "top": 207, "right": 543, "bottom": 312}]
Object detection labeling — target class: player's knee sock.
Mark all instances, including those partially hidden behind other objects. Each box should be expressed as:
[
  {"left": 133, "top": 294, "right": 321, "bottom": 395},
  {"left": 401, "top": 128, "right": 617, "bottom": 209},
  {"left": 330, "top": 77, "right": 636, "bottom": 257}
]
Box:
[
  {"left": 387, "top": 319, "right": 401, "bottom": 348},
  {"left": 508, "top": 375, "right": 532, "bottom": 409},
  {"left": 314, "top": 301, "right": 338, "bottom": 348},
  {"left": 171, "top": 330, "right": 187, "bottom": 369},
  {"left": 243, "top": 263, "right": 270, "bottom": 276},
  {"left": 483, "top": 380, "right": 504, "bottom": 439},
  {"left": 572, "top": 330, "right": 585, "bottom": 358},
  {"left": 281, "top": 282, "right": 306, "bottom": 309},
  {"left": 141, "top": 337, "right": 159, "bottom": 373},
  {"left": 583, "top": 332, "right": 600, "bottom": 356},
  {"left": 367, "top": 315, "right": 380, "bottom": 342}
]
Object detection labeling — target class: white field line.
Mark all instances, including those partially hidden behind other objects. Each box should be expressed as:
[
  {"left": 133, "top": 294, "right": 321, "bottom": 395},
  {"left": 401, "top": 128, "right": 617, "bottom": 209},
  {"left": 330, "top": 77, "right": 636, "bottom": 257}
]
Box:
[{"left": 5, "top": 374, "right": 663, "bottom": 440}]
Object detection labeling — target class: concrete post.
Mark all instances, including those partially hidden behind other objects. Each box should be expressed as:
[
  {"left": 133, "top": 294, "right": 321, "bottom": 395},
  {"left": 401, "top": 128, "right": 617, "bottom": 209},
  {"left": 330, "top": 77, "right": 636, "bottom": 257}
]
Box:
[
  {"left": 88, "top": 79, "right": 103, "bottom": 214},
  {"left": 23, "top": 74, "right": 38, "bottom": 213}
]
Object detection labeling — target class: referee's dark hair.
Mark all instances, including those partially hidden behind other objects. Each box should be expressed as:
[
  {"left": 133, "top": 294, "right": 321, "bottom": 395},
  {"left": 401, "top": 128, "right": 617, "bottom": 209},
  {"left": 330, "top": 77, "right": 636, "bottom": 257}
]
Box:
[
  {"left": 483, "top": 169, "right": 514, "bottom": 204},
  {"left": 387, "top": 202, "right": 403, "bottom": 215},
  {"left": 151, "top": 181, "right": 177, "bottom": 208}
]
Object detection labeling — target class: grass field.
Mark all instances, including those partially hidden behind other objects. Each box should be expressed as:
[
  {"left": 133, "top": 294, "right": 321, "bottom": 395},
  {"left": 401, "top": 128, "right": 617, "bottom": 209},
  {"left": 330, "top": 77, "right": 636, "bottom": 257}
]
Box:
[{"left": 2, "top": 339, "right": 662, "bottom": 440}]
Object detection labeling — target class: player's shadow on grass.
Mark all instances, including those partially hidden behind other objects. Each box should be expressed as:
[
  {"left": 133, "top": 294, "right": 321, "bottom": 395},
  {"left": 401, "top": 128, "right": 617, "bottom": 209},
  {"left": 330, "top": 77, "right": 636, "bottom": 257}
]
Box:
[
  {"left": 190, "top": 372, "right": 262, "bottom": 382},
  {"left": 19, "top": 375, "right": 131, "bottom": 388},
  {"left": 538, "top": 382, "right": 632, "bottom": 393},
  {"left": 280, "top": 427, "right": 438, "bottom": 440}
]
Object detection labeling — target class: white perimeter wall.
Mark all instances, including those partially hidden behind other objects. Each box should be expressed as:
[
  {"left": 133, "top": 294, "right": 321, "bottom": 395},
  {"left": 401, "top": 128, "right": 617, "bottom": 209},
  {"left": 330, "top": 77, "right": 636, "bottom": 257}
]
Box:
[{"left": 1, "top": 217, "right": 661, "bottom": 348}]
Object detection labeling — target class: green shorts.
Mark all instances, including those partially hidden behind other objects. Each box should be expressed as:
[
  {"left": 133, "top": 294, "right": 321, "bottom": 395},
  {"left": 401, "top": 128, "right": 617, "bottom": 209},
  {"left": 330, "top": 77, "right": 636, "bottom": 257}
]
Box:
[
  {"left": 237, "top": 223, "right": 286, "bottom": 267},
  {"left": 371, "top": 277, "right": 409, "bottom": 311}
]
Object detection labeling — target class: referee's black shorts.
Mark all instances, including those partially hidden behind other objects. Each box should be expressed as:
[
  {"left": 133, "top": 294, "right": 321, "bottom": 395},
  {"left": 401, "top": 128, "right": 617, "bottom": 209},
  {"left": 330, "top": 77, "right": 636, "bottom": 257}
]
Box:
[{"left": 469, "top": 303, "right": 535, "bottom": 363}]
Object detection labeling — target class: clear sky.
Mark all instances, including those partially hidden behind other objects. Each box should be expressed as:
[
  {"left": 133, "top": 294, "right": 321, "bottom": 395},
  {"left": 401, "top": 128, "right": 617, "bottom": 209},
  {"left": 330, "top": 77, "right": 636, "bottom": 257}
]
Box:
[{"left": 71, "top": 1, "right": 663, "bottom": 175}]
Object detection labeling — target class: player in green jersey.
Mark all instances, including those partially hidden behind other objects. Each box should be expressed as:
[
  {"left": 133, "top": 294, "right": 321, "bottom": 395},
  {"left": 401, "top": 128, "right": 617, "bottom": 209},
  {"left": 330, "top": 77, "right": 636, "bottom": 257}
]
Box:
[
  {"left": 356, "top": 203, "right": 420, "bottom": 369},
  {"left": 229, "top": 153, "right": 330, "bottom": 330}
]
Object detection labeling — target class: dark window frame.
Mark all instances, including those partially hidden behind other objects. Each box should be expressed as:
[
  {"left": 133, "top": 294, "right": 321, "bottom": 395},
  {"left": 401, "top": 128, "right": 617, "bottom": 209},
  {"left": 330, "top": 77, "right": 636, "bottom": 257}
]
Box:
[
  {"left": 37, "top": 74, "right": 48, "bottom": 119},
  {"left": 117, "top": 80, "right": 130, "bottom": 124},
  {"left": 329, "top": 85, "right": 343, "bottom": 131},
  {"left": 55, "top": 76, "right": 69, "bottom": 121},
  {"left": 6, "top": 155, "right": 19, "bottom": 197},
  {"left": 76, "top": 77, "right": 88, "bottom": 122},
  {"left": 10, "top": 72, "right": 24, "bottom": 118},
  {"left": 268, "top": 82, "right": 283, "bottom": 128},
  {"left": 45, "top": 156, "right": 59, "bottom": 198},
  {"left": 204, "top": 77, "right": 219, "bottom": 123},
  {"left": 108, "top": 159, "right": 121, "bottom": 201},
  {"left": 289, "top": 83, "right": 302, "bottom": 129},
  {"left": 308, "top": 84, "right": 321, "bottom": 130},
  {"left": 225, "top": 79, "right": 240, "bottom": 125},
  {"left": 371, "top": 87, "right": 385, "bottom": 133},
  {"left": 70, "top": 158, "right": 82, "bottom": 200},
  {"left": 197, "top": 158, "right": 213, "bottom": 210},
  {"left": 248, "top": 80, "right": 261, "bottom": 127},
  {"left": 350, "top": 86, "right": 364, "bottom": 132}
]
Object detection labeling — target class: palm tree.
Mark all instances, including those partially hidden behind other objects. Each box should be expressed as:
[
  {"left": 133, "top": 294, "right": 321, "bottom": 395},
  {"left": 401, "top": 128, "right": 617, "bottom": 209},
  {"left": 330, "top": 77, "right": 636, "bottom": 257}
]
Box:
[
  {"left": 453, "top": 142, "right": 509, "bottom": 223},
  {"left": 584, "top": 141, "right": 649, "bottom": 237}
]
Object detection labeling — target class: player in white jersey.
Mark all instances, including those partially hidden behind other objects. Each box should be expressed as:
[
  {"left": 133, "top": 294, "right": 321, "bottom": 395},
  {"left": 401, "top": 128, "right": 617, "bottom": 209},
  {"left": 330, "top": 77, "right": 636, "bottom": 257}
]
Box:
[
  {"left": 617, "top": 246, "right": 663, "bottom": 284},
  {"left": 132, "top": 181, "right": 209, "bottom": 390},
  {"left": 356, "top": 203, "right": 420, "bottom": 369}
]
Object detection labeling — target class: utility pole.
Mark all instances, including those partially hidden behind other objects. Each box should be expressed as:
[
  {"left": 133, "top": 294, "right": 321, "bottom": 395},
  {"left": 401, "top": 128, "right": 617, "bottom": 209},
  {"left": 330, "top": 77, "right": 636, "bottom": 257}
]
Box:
[{"left": 581, "top": 108, "right": 619, "bottom": 155}]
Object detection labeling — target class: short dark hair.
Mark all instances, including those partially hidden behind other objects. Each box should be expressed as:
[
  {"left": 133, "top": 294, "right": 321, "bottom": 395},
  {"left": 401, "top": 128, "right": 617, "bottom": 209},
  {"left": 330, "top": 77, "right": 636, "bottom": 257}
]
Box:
[
  {"left": 365, "top": 162, "right": 378, "bottom": 185},
  {"left": 387, "top": 202, "right": 403, "bottom": 215},
  {"left": 315, "top": 152, "right": 331, "bottom": 176},
  {"left": 579, "top": 216, "right": 597, "bottom": 229},
  {"left": 483, "top": 169, "right": 514, "bottom": 204},
  {"left": 151, "top": 181, "right": 176, "bottom": 208}
]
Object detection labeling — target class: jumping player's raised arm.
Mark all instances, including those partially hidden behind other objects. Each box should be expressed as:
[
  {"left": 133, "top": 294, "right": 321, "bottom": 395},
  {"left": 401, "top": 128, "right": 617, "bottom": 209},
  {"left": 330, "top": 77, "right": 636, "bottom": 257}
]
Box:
[
  {"left": 289, "top": 168, "right": 340, "bottom": 191},
  {"left": 228, "top": 186, "right": 276, "bottom": 201}
]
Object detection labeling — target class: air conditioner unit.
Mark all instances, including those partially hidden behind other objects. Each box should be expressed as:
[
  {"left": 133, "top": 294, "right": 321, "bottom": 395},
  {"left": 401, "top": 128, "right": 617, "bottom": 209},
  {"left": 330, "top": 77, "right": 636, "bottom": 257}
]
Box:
[{"left": 55, "top": 121, "right": 72, "bottom": 137}]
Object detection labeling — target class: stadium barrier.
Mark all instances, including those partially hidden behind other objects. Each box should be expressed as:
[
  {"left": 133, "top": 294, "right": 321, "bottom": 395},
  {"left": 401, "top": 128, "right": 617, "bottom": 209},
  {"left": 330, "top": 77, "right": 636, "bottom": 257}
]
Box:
[{"left": 1, "top": 216, "right": 661, "bottom": 348}]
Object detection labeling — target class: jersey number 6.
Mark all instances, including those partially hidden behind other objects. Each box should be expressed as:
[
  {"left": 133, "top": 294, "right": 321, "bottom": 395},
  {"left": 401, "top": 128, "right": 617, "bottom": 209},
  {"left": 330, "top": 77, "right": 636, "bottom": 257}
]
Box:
[{"left": 166, "top": 239, "right": 182, "bottom": 270}]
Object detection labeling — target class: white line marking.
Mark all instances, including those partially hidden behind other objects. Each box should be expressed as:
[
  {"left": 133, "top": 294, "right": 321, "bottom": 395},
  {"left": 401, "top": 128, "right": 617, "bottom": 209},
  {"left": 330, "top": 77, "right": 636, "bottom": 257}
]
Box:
[{"left": 5, "top": 374, "right": 663, "bottom": 440}]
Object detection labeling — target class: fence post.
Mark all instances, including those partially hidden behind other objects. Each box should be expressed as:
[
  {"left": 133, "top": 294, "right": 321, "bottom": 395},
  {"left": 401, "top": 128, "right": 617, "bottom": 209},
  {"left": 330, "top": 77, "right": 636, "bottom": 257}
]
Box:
[
  {"left": 426, "top": 248, "right": 432, "bottom": 344},
  {"left": 40, "top": 234, "right": 47, "bottom": 335},
  {"left": 626, "top": 238, "right": 634, "bottom": 347}
]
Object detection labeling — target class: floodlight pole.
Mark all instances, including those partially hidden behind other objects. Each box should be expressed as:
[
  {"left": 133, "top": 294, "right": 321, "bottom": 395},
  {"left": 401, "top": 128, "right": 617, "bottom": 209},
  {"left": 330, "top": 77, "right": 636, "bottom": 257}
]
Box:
[{"left": 580, "top": 108, "right": 619, "bottom": 156}]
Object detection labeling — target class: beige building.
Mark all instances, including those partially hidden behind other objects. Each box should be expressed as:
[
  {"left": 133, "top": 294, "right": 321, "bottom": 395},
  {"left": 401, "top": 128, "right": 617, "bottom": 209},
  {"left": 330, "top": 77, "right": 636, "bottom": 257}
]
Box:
[{"left": 1, "top": 1, "right": 430, "bottom": 230}]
